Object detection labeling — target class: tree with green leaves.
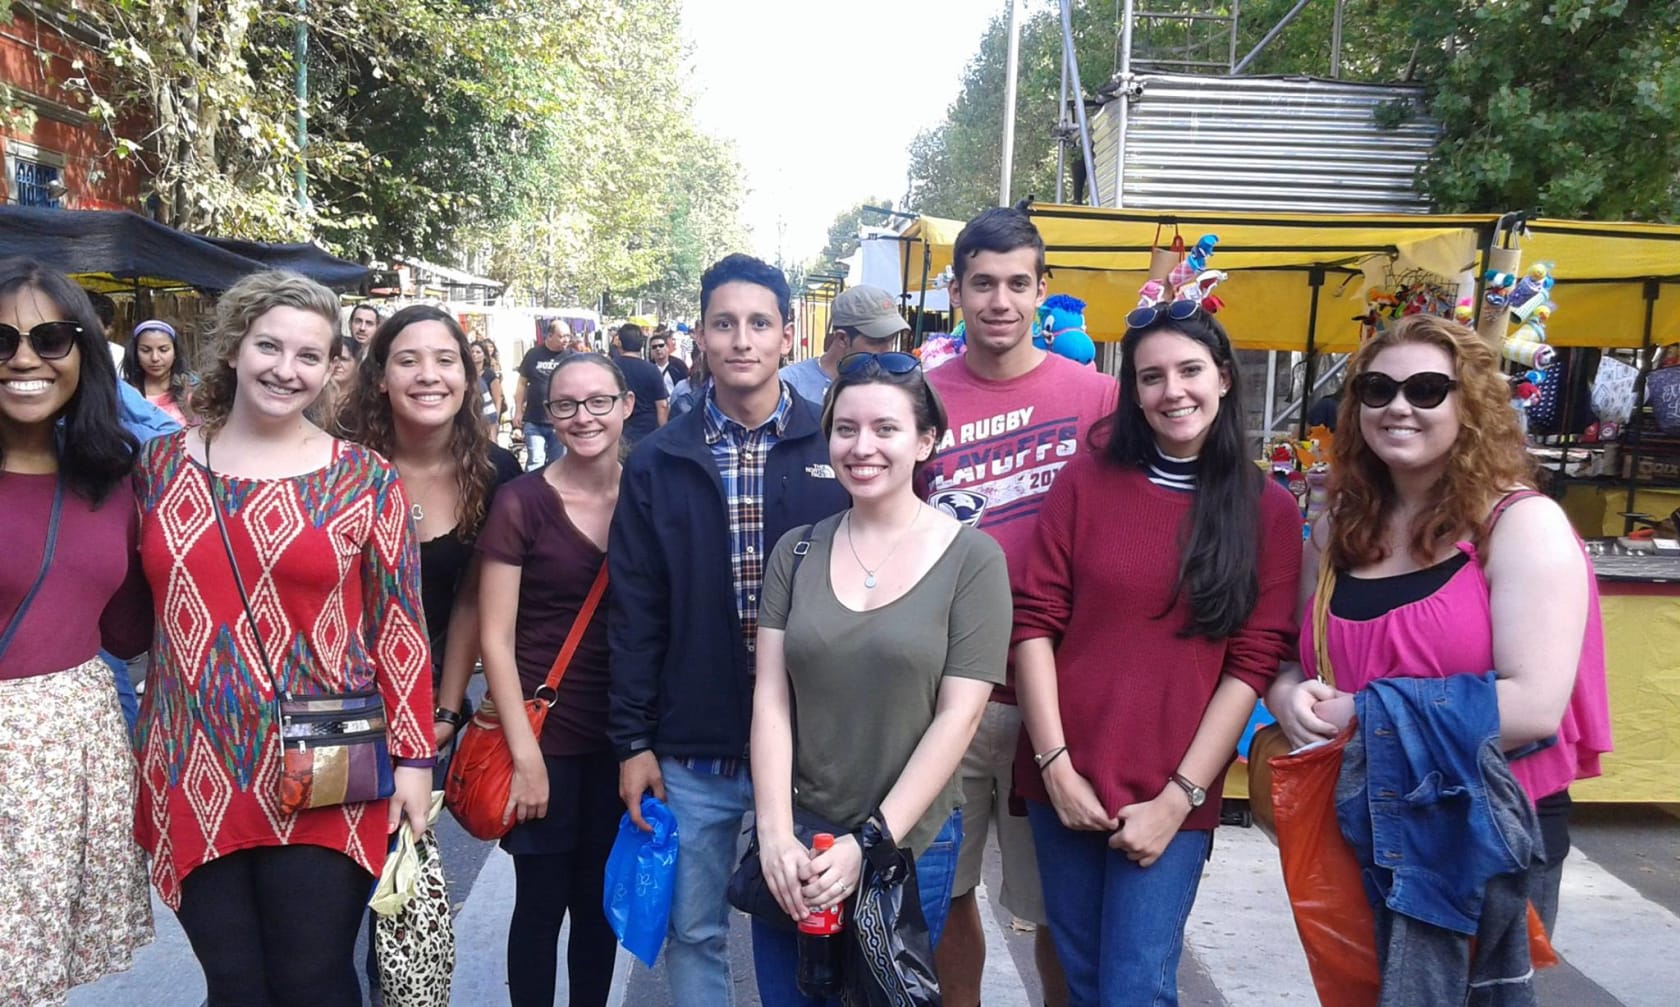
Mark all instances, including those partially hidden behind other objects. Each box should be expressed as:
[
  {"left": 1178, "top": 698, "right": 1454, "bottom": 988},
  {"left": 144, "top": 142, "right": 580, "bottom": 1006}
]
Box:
[{"left": 904, "top": 0, "right": 1680, "bottom": 222}]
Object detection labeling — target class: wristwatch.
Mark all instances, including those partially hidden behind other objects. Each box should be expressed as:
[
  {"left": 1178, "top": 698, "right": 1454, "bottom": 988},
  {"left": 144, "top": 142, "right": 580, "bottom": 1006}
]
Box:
[{"left": 1169, "top": 772, "right": 1207, "bottom": 808}]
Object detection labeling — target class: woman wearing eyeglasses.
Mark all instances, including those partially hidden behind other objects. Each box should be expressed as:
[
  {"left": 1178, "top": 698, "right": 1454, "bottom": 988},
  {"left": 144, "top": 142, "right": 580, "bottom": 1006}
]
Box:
[
  {"left": 476, "top": 352, "right": 630, "bottom": 1006},
  {"left": 751, "top": 351, "right": 1009, "bottom": 1004},
  {"left": 0, "top": 258, "right": 152, "bottom": 1004},
  {"left": 1266, "top": 316, "right": 1610, "bottom": 953},
  {"left": 1012, "top": 300, "right": 1302, "bottom": 1005}
]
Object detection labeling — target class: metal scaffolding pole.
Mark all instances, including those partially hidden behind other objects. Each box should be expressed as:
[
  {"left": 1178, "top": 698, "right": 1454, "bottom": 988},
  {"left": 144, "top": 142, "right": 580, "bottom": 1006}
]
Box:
[{"left": 1000, "top": 0, "right": 1021, "bottom": 205}]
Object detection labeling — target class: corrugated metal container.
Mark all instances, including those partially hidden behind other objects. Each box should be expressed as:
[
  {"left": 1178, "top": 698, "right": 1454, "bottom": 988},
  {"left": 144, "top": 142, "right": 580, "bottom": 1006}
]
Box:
[{"left": 1092, "top": 73, "right": 1440, "bottom": 214}]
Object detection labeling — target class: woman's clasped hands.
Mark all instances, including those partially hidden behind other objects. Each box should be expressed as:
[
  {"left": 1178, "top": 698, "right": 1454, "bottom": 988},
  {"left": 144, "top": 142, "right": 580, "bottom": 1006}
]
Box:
[{"left": 760, "top": 829, "right": 865, "bottom": 924}]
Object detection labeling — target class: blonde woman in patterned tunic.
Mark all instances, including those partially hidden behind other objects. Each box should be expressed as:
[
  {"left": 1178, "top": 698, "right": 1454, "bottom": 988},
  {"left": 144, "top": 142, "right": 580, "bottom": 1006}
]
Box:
[{"left": 133, "top": 271, "right": 433, "bottom": 1007}]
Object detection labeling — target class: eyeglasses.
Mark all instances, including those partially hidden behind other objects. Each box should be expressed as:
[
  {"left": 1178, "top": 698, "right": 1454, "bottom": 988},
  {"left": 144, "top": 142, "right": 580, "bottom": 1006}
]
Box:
[
  {"left": 1126, "top": 299, "right": 1202, "bottom": 331},
  {"left": 837, "top": 351, "right": 919, "bottom": 378},
  {"left": 0, "top": 321, "right": 82, "bottom": 364},
  {"left": 1351, "top": 371, "right": 1458, "bottom": 410},
  {"left": 546, "top": 393, "right": 623, "bottom": 419}
]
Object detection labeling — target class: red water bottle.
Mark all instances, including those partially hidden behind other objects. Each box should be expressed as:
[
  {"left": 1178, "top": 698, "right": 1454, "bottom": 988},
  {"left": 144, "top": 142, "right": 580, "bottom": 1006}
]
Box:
[{"left": 796, "top": 833, "right": 846, "bottom": 997}]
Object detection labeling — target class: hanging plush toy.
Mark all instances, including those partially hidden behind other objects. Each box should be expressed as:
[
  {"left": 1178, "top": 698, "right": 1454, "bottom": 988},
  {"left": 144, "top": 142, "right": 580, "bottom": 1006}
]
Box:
[
  {"left": 1483, "top": 270, "right": 1517, "bottom": 308},
  {"left": 1038, "top": 295, "right": 1096, "bottom": 365},
  {"left": 919, "top": 321, "right": 966, "bottom": 372},
  {"left": 1167, "top": 234, "right": 1219, "bottom": 291},
  {"left": 1509, "top": 262, "right": 1555, "bottom": 321}
]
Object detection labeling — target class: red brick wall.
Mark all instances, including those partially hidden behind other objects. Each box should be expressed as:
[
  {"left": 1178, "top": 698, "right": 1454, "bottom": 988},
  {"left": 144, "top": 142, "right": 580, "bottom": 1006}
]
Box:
[{"left": 0, "top": 4, "right": 144, "bottom": 209}]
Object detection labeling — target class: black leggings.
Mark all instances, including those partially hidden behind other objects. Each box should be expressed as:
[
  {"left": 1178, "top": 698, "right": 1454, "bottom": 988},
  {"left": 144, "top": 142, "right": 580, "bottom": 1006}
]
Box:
[
  {"left": 174, "top": 845, "right": 372, "bottom": 1007},
  {"left": 505, "top": 752, "right": 621, "bottom": 1007}
]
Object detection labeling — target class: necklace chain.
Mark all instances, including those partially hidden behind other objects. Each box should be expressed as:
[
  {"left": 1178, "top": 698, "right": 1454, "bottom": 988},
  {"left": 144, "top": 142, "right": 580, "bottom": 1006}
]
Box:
[{"left": 844, "top": 506, "right": 922, "bottom": 590}]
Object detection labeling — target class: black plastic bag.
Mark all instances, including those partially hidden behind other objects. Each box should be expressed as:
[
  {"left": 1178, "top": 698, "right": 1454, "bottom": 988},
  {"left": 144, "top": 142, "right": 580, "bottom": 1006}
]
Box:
[{"left": 842, "top": 838, "right": 941, "bottom": 1007}]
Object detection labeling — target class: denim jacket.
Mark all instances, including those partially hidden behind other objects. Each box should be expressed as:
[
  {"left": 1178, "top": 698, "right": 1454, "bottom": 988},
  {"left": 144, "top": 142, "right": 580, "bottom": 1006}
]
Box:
[{"left": 1335, "top": 672, "right": 1540, "bottom": 936}]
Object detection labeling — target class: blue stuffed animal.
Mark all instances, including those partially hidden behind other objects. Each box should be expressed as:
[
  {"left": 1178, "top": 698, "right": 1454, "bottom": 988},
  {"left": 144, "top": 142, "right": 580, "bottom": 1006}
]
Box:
[{"left": 1039, "top": 294, "right": 1095, "bottom": 365}]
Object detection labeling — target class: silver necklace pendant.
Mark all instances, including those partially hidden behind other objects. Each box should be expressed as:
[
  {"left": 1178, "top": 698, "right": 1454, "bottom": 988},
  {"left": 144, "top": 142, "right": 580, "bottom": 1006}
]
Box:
[
  {"left": 411, "top": 501, "right": 424, "bottom": 524},
  {"left": 864, "top": 573, "right": 877, "bottom": 589}
]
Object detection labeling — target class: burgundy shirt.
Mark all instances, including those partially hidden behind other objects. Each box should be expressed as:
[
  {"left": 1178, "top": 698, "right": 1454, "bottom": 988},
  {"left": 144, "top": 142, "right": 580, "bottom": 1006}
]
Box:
[
  {"left": 0, "top": 472, "right": 150, "bottom": 678},
  {"left": 1010, "top": 458, "right": 1302, "bottom": 831},
  {"left": 475, "top": 471, "right": 611, "bottom": 756}
]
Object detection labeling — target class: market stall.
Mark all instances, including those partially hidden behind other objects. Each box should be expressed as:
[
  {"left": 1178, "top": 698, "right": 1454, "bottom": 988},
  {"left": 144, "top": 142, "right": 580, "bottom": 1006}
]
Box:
[{"left": 899, "top": 203, "right": 1680, "bottom": 804}]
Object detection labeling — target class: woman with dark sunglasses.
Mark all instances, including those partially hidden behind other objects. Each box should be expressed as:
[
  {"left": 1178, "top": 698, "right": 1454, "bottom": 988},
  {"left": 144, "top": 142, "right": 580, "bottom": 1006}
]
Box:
[
  {"left": 750, "top": 351, "right": 1010, "bottom": 1004},
  {"left": 1267, "top": 315, "right": 1610, "bottom": 959},
  {"left": 1012, "top": 303, "right": 1302, "bottom": 1005},
  {"left": 476, "top": 352, "right": 632, "bottom": 1006},
  {"left": 0, "top": 258, "right": 153, "bottom": 1002}
]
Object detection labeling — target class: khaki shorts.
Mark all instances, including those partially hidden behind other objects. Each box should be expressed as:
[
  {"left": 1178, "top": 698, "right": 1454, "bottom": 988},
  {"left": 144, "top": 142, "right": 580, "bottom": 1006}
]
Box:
[{"left": 953, "top": 700, "right": 1046, "bottom": 924}]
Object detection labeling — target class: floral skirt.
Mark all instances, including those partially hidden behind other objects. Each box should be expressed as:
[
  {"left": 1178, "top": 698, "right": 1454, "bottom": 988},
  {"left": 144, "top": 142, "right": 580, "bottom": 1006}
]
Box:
[{"left": 0, "top": 659, "right": 153, "bottom": 1006}]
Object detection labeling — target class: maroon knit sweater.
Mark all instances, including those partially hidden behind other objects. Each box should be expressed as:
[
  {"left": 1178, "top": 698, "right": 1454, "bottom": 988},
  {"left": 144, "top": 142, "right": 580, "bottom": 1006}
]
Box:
[{"left": 1011, "top": 456, "right": 1303, "bottom": 831}]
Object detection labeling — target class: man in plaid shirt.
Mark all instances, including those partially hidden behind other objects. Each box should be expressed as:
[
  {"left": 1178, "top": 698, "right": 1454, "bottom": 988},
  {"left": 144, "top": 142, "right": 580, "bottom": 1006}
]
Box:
[{"left": 608, "top": 253, "right": 847, "bottom": 1005}]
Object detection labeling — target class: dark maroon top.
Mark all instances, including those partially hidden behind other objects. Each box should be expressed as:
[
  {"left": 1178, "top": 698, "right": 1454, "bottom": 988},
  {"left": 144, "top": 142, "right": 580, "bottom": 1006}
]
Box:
[
  {"left": 475, "top": 470, "right": 611, "bottom": 756},
  {"left": 0, "top": 471, "right": 151, "bottom": 678}
]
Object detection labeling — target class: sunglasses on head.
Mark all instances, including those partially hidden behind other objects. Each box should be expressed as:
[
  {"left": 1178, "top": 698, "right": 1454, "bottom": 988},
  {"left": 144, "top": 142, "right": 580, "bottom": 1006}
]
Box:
[
  {"left": 1351, "top": 371, "right": 1458, "bottom": 410},
  {"left": 1126, "top": 299, "right": 1202, "bottom": 331},
  {"left": 837, "top": 351, "right": 919, "bottom": 378},
  {"left": 0, "top": 321, "right": 82, "bottom": 364}
]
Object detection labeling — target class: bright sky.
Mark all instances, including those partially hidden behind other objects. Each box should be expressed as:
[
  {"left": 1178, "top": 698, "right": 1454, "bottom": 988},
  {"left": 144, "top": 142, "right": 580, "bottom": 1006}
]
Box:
[{"left": 680, "top": 0, "right": 1007, "bottom": 265}]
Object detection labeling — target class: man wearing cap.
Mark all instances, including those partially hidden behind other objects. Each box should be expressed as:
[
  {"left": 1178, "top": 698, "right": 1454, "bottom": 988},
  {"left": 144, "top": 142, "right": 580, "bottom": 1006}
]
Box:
[{"left": 779, "top": 283, "right": 907, "bottom": 408}]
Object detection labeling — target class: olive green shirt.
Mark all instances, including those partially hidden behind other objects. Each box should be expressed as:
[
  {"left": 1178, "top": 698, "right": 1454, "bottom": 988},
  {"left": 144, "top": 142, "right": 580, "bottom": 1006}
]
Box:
[{"left": 759, "top": 513, "right": 1011, "bottom": 854}]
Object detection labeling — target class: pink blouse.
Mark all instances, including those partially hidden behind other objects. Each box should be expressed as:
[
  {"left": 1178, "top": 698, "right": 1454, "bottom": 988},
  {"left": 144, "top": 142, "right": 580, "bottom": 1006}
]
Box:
[{"left": 1301, "top": 539, "right": 1612, "bottom": 803}]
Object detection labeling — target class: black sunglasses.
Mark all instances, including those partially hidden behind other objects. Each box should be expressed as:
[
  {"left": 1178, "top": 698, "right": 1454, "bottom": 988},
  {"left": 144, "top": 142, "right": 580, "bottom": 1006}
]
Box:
[
  {"left": 0, "top": 321, "right": 82, "bottom": 364},
  {"left": 1351, "top": 371, "right": 1458, "bottom": 410},
  {"left": 838, "top": 351, "right": 919, "bottom": 378},
  {"left": 1126, "top": 299, "right": 1202, "bottom": 331}
]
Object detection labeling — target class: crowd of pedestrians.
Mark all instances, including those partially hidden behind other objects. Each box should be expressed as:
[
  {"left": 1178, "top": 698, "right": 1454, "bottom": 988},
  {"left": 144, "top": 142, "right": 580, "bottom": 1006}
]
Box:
[{"left": 0, "top": 204, "right": 1610, "bottom": 1007}]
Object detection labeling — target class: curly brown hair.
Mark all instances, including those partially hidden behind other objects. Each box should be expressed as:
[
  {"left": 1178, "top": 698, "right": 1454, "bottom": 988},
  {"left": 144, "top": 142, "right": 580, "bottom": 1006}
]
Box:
[
  {"left": 334, "top": 305, "right": 498, "bottom": 540},
  {"left": 1328, "top": 314, "right": 1536, "bottom": 570},
  {"left": 190, "top": 271, "right": 342, "bottom": 434}
]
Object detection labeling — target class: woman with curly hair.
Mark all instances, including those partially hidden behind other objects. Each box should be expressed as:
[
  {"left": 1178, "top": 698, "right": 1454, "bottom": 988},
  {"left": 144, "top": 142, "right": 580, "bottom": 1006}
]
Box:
[
  {"left": 0, "top": 258, "right": 152, "bottom": 1004},
  {"left": 335, "top": 305, "right": 522, "bottom": 762},
  {"left": 133, "top": 271, "right": 435, "bottom": 1007},
  {"left": 122, "top": 319, "right": 195, "bottom": 425},
  {"left": 1266, "top": 315, "right": 1611, "bottom": 954},
  {"left": 470, "top": 339, "right": 506, "bottom": 436}
]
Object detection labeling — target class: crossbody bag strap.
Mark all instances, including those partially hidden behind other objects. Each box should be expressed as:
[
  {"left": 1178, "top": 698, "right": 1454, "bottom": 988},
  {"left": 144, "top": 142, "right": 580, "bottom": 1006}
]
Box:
[
  {"left": 203, "top": 438, "right": 281, "bottom": 696},
  {"left": 1476, "top": 489, "right": 1545, "bottom": 565},
  {"left": 534, "top": 561, "right": 610, "bottom": 705},
  {"left": 1311, "top": 547, "right": 1338, "bottom": 690},
  {"left": 0, "top": 474, "right": 66, "bottom": 662}
]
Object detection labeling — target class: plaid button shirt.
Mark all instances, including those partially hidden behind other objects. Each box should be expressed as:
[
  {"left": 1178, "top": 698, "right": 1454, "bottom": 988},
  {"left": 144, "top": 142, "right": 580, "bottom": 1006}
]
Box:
[{"left": 702, "top": 384, "right": 794, "bottom": 657}]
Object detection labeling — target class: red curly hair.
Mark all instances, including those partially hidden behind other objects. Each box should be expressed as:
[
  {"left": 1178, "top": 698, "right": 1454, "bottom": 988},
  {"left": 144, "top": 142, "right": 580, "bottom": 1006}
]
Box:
[{"left": 1328, "top": 314, "right": 1537, "bottom": 570}]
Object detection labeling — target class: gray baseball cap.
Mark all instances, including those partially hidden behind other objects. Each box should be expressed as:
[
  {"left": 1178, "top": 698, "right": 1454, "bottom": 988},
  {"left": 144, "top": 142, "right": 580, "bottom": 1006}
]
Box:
[{"left": 830, "top": 285, "right": 909, "bottom": 341}]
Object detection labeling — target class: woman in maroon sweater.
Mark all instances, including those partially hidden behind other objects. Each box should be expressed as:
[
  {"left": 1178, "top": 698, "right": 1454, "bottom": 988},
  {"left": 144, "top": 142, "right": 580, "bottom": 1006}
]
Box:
[{"left": 1012, "top": 304, "right": 1301, "bottom": 1006}]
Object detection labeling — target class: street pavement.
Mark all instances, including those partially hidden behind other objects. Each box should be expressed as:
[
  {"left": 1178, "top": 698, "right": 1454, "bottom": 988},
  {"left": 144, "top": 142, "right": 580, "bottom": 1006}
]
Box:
[{"left": 71, "top": 802, "right": 1678, "bottom": 1006}]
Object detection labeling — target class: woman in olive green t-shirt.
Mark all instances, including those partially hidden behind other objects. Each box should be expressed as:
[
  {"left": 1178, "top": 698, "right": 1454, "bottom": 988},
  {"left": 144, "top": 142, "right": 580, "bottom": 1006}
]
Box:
[{"left": 749, "top": 351, "right": 1011, "bottom": 1002}]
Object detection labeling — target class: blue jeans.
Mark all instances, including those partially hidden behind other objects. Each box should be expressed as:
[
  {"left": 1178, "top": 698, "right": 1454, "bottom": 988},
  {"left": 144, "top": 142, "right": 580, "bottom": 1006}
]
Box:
[
  {"left": 522, "top": 422, "right": 564, "bottom": 470},
  {"left": 751, "top": 809, "right": 962, "bottom": 1006},
  {"left": 1027, "top": 801, "right": 1211, "bottom": 1007},
  {"left": 659, "top": 756, "right": 754, "bottom": 1007}
]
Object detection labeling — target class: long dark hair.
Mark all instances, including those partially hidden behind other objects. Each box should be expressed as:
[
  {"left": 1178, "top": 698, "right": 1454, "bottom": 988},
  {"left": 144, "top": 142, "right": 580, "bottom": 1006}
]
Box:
[
  {"left": 336, "top": 304, "right": 498, "bottom": 539},
  {"left": 122, "top": 321, "right": 194, "bottom": 410},
  {"left": 0, "top": 258, "right": 137, "bottom": 504},
  {"left": 1098, "top": 311, "right": 1261, "bottom": 639}
]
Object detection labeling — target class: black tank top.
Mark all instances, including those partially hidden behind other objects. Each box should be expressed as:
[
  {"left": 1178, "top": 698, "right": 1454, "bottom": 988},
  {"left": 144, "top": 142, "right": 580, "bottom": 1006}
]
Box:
[{"left": 1330, "top": 551, "right": 1472, "bottom": 621}]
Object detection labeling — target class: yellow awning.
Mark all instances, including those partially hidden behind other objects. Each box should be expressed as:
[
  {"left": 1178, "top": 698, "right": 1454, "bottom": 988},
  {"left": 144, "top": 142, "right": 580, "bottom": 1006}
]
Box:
[{"left": 899, "top": 204, "right": 1680, "bottom": 351}]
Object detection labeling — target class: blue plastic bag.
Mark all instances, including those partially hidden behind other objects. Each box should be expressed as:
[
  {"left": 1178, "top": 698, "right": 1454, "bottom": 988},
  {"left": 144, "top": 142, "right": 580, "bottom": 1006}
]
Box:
[{"left": 603, "top": 795, "right": 679, "bottom": 967}]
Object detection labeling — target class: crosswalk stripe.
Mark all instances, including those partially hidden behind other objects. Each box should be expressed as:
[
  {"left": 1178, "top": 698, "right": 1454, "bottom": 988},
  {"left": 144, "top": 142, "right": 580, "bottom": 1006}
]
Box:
[
  {"left": 1185, "top": 824, "right": 1317, "bottom": 1006},
  {"left": 974, "top": 881, "right": 1032, "bottom": 1007},
  {"left": 1553, "top": 846, "right": 1680, "bottom": 1007}
]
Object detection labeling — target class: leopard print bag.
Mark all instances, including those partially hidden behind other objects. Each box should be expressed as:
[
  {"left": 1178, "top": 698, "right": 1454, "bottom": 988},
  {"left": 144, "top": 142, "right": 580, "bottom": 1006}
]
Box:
[{"left": 374, "top": 819, "right": 454, "bottom": 1006}]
